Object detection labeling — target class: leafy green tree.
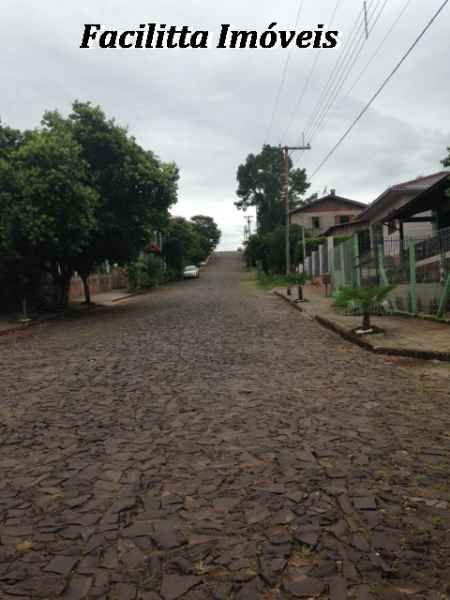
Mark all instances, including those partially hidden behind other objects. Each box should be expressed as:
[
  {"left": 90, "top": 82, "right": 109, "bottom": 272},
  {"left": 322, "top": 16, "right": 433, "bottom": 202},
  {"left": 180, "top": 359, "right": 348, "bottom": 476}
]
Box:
[
  {"left": 244, "top": 232, "right": 271, "bottom": 271},
  {"left": 127, "top": 254, "right": 164, "bottom": 291},
  {"left": 333, "top": 285, "right": 395, "bottom": 331},
  {"left": 295, "top": 236, "right": 326, "bottom": 264},
  {"left": 235, "top": 145, "right": 309, "bottom": 234},
  {"left": 162, "top": 217, "right": 200, "bottom": 274},
  {"left": 0, "top": 122, "right": 27, "bottom": 159},
  {"left": 191, "top": 215, "right": 221, "bottom": 258},
  {"left": 265, "top": 224, "right": 305, "bottom": 273},
  {"left": 244, "top": 224, "right": 305, "bottom": 274},
  {"left": 43, "top": 102, "right": 178, "bottom": 303},
  {"left": 303, "top": 192, "right": 319, "bottom": 204},
  {"left": 0, "top": 125, "right": 98, "bottom": 307}
]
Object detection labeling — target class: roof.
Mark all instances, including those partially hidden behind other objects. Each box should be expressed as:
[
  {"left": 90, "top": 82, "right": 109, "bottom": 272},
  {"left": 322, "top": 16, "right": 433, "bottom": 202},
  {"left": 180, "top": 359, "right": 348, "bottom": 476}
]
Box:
[
  {"left": 357, "top": 171, "right": 450, "bottom": 223},
  {"left": 289, "top": 193, "right": 366, "bottom": 216},
  {"left": 322, "top": 219, "right": 369, "bottom": 237},
  {"left": 387, "top": 172, "right": 450, "bottom": 221}
]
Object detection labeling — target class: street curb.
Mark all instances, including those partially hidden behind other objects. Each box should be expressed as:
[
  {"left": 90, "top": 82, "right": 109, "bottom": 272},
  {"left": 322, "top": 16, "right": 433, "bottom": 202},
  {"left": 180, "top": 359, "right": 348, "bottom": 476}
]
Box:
[
  {"left": 111, "top": 292, "right": 141, "bottom": 303},
  {"left": 0, "top": 313, "right": 63, "bottom": 337},
  {"left": 111, "top": 284, "right": 176, "bottom": 303},
  {"left": 0, "top": 303, "right": 106, "bottom": 338},
  {"left": 273, "top": 290, "right": 450, "bottom": 363},
  {"left": 0, "top": 285, "right": 172, "bottom": 337}
]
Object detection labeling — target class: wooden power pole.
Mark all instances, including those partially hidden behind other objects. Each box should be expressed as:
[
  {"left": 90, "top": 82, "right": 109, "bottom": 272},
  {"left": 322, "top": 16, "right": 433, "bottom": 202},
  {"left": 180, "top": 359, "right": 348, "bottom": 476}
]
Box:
[{"left": 281, "top": 143, "right": 311, "bottom": 274}]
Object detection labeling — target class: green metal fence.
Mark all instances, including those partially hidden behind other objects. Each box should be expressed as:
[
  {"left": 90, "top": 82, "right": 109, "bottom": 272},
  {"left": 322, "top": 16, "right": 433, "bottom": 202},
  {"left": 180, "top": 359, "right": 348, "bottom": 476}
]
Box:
[{"left": 330, "top": 227, "right": 450, "bottom": 319}]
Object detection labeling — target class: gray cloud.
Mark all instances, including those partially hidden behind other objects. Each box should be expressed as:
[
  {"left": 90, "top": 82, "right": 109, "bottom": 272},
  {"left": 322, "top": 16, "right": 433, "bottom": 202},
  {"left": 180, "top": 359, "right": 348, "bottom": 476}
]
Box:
[{"left": 1, "top": 0, "right": 449, "bottom": 249}]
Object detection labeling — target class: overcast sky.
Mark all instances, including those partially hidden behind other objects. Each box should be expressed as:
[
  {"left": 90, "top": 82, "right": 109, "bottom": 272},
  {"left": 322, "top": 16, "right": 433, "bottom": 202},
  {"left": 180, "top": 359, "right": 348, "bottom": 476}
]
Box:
[{"left": 1, "top": 0, "right": 449, "bottom": 249}]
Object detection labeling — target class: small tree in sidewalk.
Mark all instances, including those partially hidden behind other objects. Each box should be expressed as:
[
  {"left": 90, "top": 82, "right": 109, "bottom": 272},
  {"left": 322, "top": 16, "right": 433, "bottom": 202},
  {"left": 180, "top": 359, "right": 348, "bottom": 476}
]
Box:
[{"left": 333, "top": 285, "right": 395, "bottom": 333}]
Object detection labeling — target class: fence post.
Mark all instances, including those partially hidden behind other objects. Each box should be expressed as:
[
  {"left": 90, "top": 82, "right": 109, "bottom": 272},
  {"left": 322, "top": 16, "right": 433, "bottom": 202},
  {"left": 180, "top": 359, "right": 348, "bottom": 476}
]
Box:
[
  {"left": 408, "top": 240, "right": 417, "bottom": 313},
  {"left": 329, "top": 238, "right": 335, "bottom": 289},
  {"left": 339, "top": 243, "right": 345, "bottom": 287},
  {"left": 319, "top": 245, "right": 324, "bottom": 276},
  {"left": 377, "top": 244, "right": 388, "bottom": 285},
  {"left": 378, "top": 243, "right": 397, "bottom": 311},
  {"left": 437, "top": 273, "right": 450, "bottom": 319},
  {"left": 352, "top": 233, "right": 361, "bottom": 288}
]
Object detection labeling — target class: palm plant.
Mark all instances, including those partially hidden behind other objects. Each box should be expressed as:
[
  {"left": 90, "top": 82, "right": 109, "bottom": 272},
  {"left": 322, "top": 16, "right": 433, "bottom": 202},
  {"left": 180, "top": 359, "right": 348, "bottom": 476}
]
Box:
[{"left": 333, "top": 285, "right": 395, "bottom": 332}]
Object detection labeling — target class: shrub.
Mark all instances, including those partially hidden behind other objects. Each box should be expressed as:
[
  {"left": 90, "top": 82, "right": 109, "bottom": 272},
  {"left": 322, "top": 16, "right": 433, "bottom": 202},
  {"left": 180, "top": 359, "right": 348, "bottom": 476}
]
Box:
[
  {"left": 333, "top": 285, "right": 395, "bottom": 331},
  {"left": 127, "top": 254, "right": 164, "bottom": 291}
]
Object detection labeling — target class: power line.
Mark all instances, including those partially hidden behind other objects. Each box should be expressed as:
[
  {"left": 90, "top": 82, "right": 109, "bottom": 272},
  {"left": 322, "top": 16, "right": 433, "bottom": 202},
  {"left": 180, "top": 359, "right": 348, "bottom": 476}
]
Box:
[
  {"left": 294, "top": 0, "right": 403, "bottom": 167},
  {"left": 301, "top": 2, "right": 371, "bottom": 143},
  {"left": 264, "top": 0, "right": 306, "bottom": 144},
  {"left": 292, "top": 2, "right": 373, "bottom": 166},
  {"left": 281, "top": 0, "right": 343, "bottom": 144},
  {"left": 341, "top": 0, "right": 413, "bottom": 102},
  {"left": 305, "top": 18, "right": 367, "bottom": 141},
  {"left": 310, "top": 0, "right": 449, "bottom": 179},
  {"left": 305, "top": 0, "right": 389, "bottom": 147},
  {"left": 304, "top": 0, "right": 384, "bottom": 143}
]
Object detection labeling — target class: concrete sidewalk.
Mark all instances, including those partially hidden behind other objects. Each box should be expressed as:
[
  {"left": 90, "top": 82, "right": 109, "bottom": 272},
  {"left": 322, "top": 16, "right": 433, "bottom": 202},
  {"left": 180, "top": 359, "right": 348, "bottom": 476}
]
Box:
[
  {"left": 0, "top": 288, "right": 130, "bottom": 336},
  {"left": 71, "top": 288, "right": 130, "bottom": 306},
  {"left": 275, "top": 283, "right": 450, "bottom": 362}
]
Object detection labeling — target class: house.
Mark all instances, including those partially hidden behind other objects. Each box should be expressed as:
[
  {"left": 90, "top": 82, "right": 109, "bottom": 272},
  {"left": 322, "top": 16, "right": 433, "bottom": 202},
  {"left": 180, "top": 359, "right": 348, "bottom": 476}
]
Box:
[
  {"left": 322, "top": 171, "right": 450, "bottom": 256},
  {"left": 354, "top": 171, "right": 450, "bottom": 246},
  {"left": 312, "top": 171, "right": 450, "bottom": 315},
  {"left": 289, "top": 190, "right": 366, "bottom": 236}
]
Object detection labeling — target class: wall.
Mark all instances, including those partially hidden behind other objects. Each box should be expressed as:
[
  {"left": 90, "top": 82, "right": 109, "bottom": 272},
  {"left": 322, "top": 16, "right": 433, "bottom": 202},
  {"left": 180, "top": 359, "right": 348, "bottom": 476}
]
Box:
[
  {"left": 69, "top": 268, "right": 128, "bottom": 301},
  {"left": 291, "top": 209, "right": 362, "bottom": 235}
]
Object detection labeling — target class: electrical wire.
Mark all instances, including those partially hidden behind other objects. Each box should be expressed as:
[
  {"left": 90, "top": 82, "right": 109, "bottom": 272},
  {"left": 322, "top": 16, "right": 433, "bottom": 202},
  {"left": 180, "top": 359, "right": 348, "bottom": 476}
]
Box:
[
  {"left": 264, "top": 0, "right": 307, "bottom": 145},
  {"left": 281, "top": 0, "right": 343, "bottom": 144},
  {"left": 301, "top": 2, "right": 371, "bottom": 143},
  {"left": 305, "top": 0, "right": 389, "bottom": 147},
  {"left": 293, "top": 0, "right": 390, "bottom": 167},
  {"left": 341, "top": 0, "right": 413, "bottom": 102},
  {"left": 310, "top": 0, "right": 449, "bottom": 179}
]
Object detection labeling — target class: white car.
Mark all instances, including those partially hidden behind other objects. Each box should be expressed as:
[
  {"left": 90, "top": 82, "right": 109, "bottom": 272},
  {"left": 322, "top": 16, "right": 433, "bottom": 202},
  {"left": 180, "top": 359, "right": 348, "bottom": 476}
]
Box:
[{"left": 183, "top": 265, "right": 200, "bottom": 279}]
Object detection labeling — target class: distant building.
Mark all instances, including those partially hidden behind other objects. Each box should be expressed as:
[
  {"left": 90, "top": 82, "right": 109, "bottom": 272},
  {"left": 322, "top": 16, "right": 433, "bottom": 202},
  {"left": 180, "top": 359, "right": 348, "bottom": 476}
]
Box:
[{"left": 289, "top": 190, "right": 366, "bottom": 236}]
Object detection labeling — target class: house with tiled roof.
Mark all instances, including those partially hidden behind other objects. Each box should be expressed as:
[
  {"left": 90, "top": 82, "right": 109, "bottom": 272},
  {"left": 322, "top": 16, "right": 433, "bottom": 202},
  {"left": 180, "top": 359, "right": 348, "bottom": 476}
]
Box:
[
  {"left": 289, "top": 190, "right": 366, "bottom": 236},
  {"left": 321, "top": 171, "right": 450, "bottom": 241}
]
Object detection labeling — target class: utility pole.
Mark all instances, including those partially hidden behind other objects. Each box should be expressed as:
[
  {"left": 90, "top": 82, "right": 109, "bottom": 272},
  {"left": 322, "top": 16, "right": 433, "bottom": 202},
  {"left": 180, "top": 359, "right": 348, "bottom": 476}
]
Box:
[
  {"left": 280, "top": 143, "right": 311, "bottom": 274},
  {"left": 245, "top": 215, "right": 253, "bottom": 238},
  {"left": 363, "top": 1, "right": 369, "bottom": 40},
  {"left": 243, "top": 215, "right": 253, "bottom": 242}
]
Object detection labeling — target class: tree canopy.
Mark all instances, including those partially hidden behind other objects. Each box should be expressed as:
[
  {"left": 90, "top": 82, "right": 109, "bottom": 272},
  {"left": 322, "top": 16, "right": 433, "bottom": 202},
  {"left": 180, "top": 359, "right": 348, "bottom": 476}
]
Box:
[
  {"left": 163, "top": 215, "right": 221, "bottom": 274},
  {"left": 244, "top": 224, "right": 305, "bottom": 274},
  {"left": 0, "top": 123, "right": 98, "bottom": 305},
  {"left": 235, "top": 144, "right": 310, "bottom": 234},
  {"left": 190, "top": 215, "right": 221, "bottom": 258},
  {"left": 0, "top": 102, "right": 179, "bottom": 308}
]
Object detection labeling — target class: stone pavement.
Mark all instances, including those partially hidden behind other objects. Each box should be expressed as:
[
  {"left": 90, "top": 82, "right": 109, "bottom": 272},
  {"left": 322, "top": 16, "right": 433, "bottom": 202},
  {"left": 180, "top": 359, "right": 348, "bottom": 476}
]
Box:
[
  {"left": 275, "top": 284, "right": 450, "bottom": 361},
  {"left": 0, "top": 253, "right": 449, "bottom": 599},
  {"left": 0, "top": 289, "right": 129, "bottom": 336}
]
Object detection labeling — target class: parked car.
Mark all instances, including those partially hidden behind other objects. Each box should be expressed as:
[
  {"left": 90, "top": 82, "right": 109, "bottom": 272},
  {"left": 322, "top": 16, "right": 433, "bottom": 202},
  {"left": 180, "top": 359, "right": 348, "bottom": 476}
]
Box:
[{"left": 183, "top": 265, "right": 200, "bottom": 279}]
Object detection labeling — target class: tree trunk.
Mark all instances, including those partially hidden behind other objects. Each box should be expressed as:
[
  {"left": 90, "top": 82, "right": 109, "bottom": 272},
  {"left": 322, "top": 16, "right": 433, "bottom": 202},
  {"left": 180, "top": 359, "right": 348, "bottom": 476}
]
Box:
[
  {"left": 60, "top": 273, "right": 71, "bottom": 308},
  {"left": 52, "top": 264, "right": 72, "bottom": 309},
  {"left": 362, "top": 311, "right": 371, "bottom": 330},
  {"left": 80, "top": 272, "right": 92, "bottom": 304},
  {"left": 21, "top": 296, "right": 29, "bottom": 320}
]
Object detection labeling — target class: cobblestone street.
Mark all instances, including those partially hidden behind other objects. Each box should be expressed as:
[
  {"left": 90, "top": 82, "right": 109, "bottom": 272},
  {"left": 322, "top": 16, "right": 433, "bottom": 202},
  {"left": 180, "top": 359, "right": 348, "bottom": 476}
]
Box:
[{"left": 0, "top": 252, "right": 449, "bottom": 600}]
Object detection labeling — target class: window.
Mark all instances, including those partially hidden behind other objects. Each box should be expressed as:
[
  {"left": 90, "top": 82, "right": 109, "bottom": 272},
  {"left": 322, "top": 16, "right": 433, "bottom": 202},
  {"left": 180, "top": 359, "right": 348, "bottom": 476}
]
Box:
[
  {"left": 312, "top": 216, "right": 321, "bottom": 229},
  {"left": 339, "top": 215, "right": 350, "bottom": 224}
]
